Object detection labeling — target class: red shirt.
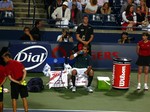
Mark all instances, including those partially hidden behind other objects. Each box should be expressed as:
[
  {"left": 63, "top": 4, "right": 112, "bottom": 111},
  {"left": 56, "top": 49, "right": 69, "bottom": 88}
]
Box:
[
  {"left": 5, "top": 60, "right": 25, "bottom": 80},
  {"left": 138, "top": 40, "right": 150, "bottom": 56},
  {"left": 0, "top": 65, "right": 6, "bottom": 84}
]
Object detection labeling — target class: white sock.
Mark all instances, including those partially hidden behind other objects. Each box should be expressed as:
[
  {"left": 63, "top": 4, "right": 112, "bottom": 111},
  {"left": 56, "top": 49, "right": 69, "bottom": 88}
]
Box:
[
  {"left": 144, "top": 83, "right": 147, "bottom": 86},
  {"left": 138, "top": 83, "right": 141, "bottom": 86}
]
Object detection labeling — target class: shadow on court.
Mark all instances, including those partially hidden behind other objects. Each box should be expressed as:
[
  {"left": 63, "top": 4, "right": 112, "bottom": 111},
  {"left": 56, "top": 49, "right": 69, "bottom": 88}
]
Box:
[
  {"left": 51, "top": 87, "right": 89, "bottom": 100},
  {"left": 103, "top": 88, "right": 128, "bottom": 97},
  {"left": 125, "top": 89, "right": 145, "bottom": 101}
]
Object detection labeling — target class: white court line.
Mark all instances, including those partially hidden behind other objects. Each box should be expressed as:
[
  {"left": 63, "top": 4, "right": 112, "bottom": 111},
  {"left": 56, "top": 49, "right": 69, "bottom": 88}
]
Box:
[{"left": 4, "top": 108, "right": 130, "bottom": 112}]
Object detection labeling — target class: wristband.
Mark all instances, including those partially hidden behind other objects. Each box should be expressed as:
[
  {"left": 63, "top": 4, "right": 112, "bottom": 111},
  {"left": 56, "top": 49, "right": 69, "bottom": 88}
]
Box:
[{"left": 73, "top": 53, "right": 78, "bottom": 57}]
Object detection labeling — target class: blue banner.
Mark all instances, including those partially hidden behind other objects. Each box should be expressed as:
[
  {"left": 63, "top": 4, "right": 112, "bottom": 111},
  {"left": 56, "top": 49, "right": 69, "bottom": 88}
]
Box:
[{"left": 9, "top": 41, "right": 52, "bottom": 72}]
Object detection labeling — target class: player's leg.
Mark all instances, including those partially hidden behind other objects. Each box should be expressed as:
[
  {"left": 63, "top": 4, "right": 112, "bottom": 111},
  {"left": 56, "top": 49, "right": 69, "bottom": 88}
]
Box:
[
  {"left": 137, "top": 66, "right": 143, "bottom": 90},
  {"left": 144, "top": 66, "right": 149, "bottom": 90},
  {"left": 71, "top": 69, "right": 77, "bottom": 92},
  {"left": 87, "top": 69, "right": 94, "bottom": 92},
  {"left": 22, "top": 97, "right": 28, "bottom": 112},
  {"left": 0, "top": 87, "right": 3, "bottom": 112}
]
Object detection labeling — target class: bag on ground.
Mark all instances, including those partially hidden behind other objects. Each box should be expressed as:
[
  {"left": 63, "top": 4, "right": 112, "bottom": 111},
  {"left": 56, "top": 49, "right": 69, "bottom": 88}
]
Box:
[{"left": 27, "top": 78, "right": 44, "bottom": 92}]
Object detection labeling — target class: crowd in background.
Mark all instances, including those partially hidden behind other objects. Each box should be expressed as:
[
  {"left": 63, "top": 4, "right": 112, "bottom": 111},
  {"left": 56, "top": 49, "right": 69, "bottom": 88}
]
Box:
[
  {"left": 44, "top": 0, "right": 150, "bottom": 31},
  {"left": 0, "top": 0, "right": 150, "bottom": 31},
  {"left": 0, "top": 0, "right": 15, "bottom": 25}
]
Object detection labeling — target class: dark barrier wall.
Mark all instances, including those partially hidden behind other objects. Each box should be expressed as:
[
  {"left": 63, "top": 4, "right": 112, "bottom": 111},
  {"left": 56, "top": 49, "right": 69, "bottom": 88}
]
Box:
[
  {"left": 0, "top": 29, "right": 142, "bottom": 43},
  {"left": 8, "top": 41, "right": 137, "bottom": 72}
]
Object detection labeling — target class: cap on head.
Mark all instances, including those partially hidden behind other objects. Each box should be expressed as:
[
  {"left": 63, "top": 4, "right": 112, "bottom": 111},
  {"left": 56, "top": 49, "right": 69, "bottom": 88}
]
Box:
[{"left": 63, "top": 1, "right": 68, "bottom": 7}]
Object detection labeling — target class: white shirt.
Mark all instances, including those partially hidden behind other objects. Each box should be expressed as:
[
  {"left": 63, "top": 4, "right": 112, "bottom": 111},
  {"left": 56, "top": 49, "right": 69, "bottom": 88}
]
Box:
[
  {"left": 80, "top": 0, "right": 89, "bottom": 5},
  {"left": 51, "top": 7, "right": 71, "bottom": 21},
  {"left": 57, "top": 34, "right": 69, "bottom": 42},
  {"left": 122, "top": 11, "right": 137, "bottom": 23},
  {"left": 85, "top": 2, "right": 98, "bottom": 12}
]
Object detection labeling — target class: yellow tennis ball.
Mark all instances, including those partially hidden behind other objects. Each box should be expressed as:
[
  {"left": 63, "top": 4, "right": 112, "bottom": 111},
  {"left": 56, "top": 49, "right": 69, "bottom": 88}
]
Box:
[
  {"left": 0, "top": 87, "right": 2, "bottom": 93},
  {"left": 21, "top": 80, "right": 27, "bottom": 86}
]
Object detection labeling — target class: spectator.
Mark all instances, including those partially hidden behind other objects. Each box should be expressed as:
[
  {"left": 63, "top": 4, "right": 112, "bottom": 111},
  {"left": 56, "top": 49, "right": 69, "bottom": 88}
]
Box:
[
  {"left": 20, "top": 27, "right": 34, "bottom": 41},
  {"left": 100, "top": 2, "right": 111, "bottom": 14},
  {"left": 70, "top": 2, "right": 82, "bottom": 25},
  {"left": 70, "top": 45, "right": 94, "bottom": 92},
  {"left": 0, "top": 0, "right": 13, "bottom": 11},
  {"left": 136, "top": 6, "right": 147, "bottom": 28},
  {"left": 84, "top": 0, "right": 98, "bottom": 14},
  {"left": 121, "top": 5, "right": 137, "bottom": 31},
  {"left": 68, "top": 0, "right": 82, "bottom": 11},
  {"left": 139, "top": 0, "right": 148, "bottom": 16},
  {"left": 97, "top": 0, "right": 108, "bottom": 7},
  {"left": 30, "top": 20, "right": 43, "bottom": 41},
  {"left": 57, "top": 28, "right": 74, "bottom": 42},
  {"left": 145, "top": 0, "right": 150, "bottom": 22},
  {"left": 0, "top": 0, "right": 14, "bottom": 25},
  {"left": 118, "top": 32, "right": 130, "bottom": 44},
  {"left": 120, "top": 0, "right": 136, "bottom": 14},
  {"left": 146, "top": 0, "right": 150, "bottom": 15},
  {"left": 76, "top": 15, "right": 94, "bottom": 55},
  {"left": 44, "top": 0, "right": 53, "bottom": 19},
  {"left": 134, "top": 0, "right": 140, "bottom": 5},
  {"left": 1, "top": 51, "right": 28, "bottom": 112},
  {"left": 136, "top": 32, "right": 150, "bottom": 90},
  {"left": 49, "top": 0, "right": 64, "bottom": 19},
  {"left": 51, "top": 1, "right": 71, "bottom": 28},
  {"left": 79, "top": 0, "right": 89, "bottom": 10}
]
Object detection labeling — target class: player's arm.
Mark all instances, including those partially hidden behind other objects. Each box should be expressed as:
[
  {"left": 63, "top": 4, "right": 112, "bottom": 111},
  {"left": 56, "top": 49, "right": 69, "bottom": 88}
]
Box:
[
  {"left": 84, "top": 66, "right": 92, "bottom": 75},
  {"left": 76, "top": 34, "right": 84, "bottom": 44},
  {"left": 70, "top": 50, "right": 82, "bottom": 60},
  {"left": 21, "top": 68, "right": 27, "bottom": 81},
  {"left": 85, "top": 34, "right": 94, "bottom": 45},
  {"left": 84, "top": 56, "right": 92, "bottom": 74},
  {"left": 8, "top": 75, "right": 20, "bottom": 84},
  {"left": 0, "top": 77, "right": 6, "bottom": 87}
]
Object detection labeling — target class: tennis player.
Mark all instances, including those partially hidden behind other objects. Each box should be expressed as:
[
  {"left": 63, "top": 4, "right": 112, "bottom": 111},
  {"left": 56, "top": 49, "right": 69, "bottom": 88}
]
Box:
[{"left": 70, "top": 45, "right": 94, "bottom": 92}]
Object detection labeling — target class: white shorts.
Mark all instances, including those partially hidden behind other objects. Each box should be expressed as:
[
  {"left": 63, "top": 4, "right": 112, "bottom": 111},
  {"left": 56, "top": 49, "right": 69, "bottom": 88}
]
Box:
[{"left": 71, "top": 68, "right": 87, "bottom": 76}]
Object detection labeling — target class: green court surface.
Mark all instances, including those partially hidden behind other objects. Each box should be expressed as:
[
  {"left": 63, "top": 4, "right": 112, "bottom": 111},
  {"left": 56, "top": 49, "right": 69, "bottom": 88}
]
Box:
[{"left": 3, "top": 70, "right": 150, "bottom": 112}]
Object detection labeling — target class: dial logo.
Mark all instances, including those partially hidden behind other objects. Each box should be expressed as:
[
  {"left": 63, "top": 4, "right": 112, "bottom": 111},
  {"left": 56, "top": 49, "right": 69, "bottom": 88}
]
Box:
[{"left": 14, "top": 45, "right": 48, "bottom": 70}]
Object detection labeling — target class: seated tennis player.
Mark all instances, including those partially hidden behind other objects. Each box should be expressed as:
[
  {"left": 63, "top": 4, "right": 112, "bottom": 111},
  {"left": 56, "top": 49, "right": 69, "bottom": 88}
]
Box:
[{"left": 70, "top": 45, "right": 94, "bottom": 92}]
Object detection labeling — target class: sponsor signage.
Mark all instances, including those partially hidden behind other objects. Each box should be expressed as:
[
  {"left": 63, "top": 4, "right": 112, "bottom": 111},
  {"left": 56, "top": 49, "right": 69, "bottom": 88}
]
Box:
[
  {"left": 9, "top": 42, "right": 137, "bottom": 72},
  {"left": 112, "top": 64, "right": 131, "bottom": 89},
  {"left": 119, "top": 66, "right": 126, "bottom": 87},
  {"left": 9, "top": 41, "right": 51, "bottom": 72}
]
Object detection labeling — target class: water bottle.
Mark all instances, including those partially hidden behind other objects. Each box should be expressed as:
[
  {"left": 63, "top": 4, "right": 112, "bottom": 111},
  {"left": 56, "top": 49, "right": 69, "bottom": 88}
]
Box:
[
  {"left": 96, "top": 15, "right": 100, "bottom": 21},
  {"left": 93, "top": 15, "right": 95, "bottom": 21},
  {"left": 79, "top": 50, "right": 84, "bottom": 54},
  {"left": 107, "top": 15, "right": 110, "bottom": 21}
]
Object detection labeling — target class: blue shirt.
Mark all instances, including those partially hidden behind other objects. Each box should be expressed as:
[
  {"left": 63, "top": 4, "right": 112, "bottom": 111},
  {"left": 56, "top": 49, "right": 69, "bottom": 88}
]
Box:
[{"left": 0, "top": 0, "right": 13, "bottom": 9}]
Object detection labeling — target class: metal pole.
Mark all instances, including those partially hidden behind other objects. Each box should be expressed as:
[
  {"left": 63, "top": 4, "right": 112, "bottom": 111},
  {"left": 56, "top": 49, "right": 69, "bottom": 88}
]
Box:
[
  {"left": 32, "top": 0, "right": 36, "bottom": 27},
  {"left": 28, "top": 0, "right": 31, "bottom": 17}
]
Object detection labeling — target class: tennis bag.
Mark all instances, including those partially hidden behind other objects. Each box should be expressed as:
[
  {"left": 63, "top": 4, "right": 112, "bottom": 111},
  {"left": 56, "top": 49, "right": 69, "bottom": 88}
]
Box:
[{"left": 27, "top": 77, "right": 44, "bottom": 92}]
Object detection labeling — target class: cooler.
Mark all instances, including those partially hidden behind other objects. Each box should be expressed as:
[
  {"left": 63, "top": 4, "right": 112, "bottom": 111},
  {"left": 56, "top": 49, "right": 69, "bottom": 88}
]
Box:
[{"left": 112, "top": 57, "right": 132, "bottom": 89}]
